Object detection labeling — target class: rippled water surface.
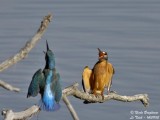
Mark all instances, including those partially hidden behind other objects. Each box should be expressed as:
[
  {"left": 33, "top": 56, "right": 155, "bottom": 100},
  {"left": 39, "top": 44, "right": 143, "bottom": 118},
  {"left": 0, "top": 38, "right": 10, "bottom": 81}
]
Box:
[{"left": 0, "top": 0, "right": 160, "bottom": 120}]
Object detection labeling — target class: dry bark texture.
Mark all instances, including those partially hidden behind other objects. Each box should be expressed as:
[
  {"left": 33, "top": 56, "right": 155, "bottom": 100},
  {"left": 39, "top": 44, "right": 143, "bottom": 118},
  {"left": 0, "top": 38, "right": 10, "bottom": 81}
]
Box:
[{"left": 2, "top": 83, "right": 149, "bottom": 120}]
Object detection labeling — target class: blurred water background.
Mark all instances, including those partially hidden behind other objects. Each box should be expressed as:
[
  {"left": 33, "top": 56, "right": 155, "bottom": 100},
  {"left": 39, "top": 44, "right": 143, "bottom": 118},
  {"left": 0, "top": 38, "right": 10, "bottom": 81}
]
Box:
[{"left": 0, "top": 0, "right": 160, "bottom": 120}]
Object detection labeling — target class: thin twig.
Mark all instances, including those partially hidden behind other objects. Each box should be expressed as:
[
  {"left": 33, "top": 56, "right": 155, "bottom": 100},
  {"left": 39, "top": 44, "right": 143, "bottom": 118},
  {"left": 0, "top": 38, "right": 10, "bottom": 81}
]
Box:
[
  {"left": 0, "top": 80, "right": 20, "bottom": 92},
  {"left": 62, "top": 95, "right": 80, "bottom": 120}
]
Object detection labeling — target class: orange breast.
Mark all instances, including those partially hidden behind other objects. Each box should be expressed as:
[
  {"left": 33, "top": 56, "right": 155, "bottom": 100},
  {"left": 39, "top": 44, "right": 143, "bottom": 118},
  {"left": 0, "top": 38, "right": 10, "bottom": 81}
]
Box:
[{"left": 92, "top": 60, "right": 108, "bottom": 92}]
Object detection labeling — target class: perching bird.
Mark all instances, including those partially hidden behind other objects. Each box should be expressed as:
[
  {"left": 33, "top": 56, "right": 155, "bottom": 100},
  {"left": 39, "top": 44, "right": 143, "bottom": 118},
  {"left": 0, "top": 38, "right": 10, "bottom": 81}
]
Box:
[
  {"left": 27, "top": 40, "right": 62, "bottom": 111},
  {"left": 97, "top": 48, "right": 115, "bottom": 95},
  {"left": 82, "top": 48, "right": 114, "bottom": 99}
]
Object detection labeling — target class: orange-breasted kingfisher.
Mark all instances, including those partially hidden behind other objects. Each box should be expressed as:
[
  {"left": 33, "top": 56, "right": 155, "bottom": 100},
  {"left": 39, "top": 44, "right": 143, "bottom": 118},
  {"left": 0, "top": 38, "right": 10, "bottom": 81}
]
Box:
[
  {"left": 82, "top": 48, "right": 114, "bottom": 99},
  {"left": 96, "top": 48, "right": 115, "bottom": 95},
  {"left": 27, "top": 40, "right": 62, "bottom": 111}
]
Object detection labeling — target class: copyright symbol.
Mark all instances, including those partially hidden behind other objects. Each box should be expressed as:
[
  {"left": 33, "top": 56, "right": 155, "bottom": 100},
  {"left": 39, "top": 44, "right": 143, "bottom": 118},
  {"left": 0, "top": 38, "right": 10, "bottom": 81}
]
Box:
[{"left": 130, "top": 111, "right": 134, "bottom": 114}]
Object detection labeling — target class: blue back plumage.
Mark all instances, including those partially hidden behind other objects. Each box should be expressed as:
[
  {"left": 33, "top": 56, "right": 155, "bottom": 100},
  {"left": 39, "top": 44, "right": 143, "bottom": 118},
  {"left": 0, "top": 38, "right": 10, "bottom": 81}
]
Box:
[
  {"left": 40, "top": 70, "right": 60, "bottom": 111},
  {"left": 27, "top": 40, "right": 62, "bottom": 112}
]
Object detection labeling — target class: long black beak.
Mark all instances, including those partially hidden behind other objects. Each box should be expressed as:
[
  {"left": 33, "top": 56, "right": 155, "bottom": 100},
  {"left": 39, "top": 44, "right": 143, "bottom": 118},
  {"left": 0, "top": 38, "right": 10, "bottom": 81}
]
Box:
[
  {"left": 46, "top": 40, "right": 50, "bottom": 51},
  {"left": 97, "top": 48, "right": 102, "bottom": 53}
]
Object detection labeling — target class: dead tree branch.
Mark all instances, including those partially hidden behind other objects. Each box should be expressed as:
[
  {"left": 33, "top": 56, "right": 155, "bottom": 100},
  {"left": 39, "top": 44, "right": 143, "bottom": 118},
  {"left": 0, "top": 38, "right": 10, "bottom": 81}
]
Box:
[
  {"left": 62, "top": 95, "right": 79, "bottom": 120},
  {"left": 0, "top": 14, "right": 52, "bottom": 72},
  {"left": 0, "top": 14, "right": 52, "bottom": 92},
  {"left": 0, "top": 80, "right": 20, "bottom": 92},
  {"left": 63, "top": 83, "right": 149, "bottom": 107},
  {"left": 1, "top": 105, "right": 40, "bottom": 120},
  {"left": 1, "top": 83, "right": 149, "bottom": 120}
]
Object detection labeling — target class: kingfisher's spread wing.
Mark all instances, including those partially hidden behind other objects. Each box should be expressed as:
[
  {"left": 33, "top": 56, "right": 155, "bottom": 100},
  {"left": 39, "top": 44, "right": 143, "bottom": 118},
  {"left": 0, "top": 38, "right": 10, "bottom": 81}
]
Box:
[
  {"left": 27, "top": 69, "right": 45, "bottom": 98},
  {"left": 107, "top": 62, "right": 115, "bottom": 91},
  {"left": 82, "top": 66, "right": 92, "bottom": 93},
  {"left": 50, "top": 72, "right": 62, "bottom": 103},
  {"left": 54, "top": 73, "right": 62, "bottom": 103},
  {"left": 50, "top": 70, "right": 57, "bottom": 92}
]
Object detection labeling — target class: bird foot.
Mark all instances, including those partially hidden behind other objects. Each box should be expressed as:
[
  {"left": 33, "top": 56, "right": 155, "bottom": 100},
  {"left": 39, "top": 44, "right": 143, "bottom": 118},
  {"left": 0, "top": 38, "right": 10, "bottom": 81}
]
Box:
[
  {"left": 93, "top": 93, "right": 100, "bottom": 98},
  {"left": 101, "top": 95, "right": 104, "bottom": 100}
]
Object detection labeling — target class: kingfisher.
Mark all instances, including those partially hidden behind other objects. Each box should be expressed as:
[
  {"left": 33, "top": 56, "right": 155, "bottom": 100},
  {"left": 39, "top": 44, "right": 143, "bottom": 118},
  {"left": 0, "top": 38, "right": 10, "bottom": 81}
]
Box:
[
  {"left": 82, "top": 48, "right": 114, "bottom": 99},
  {"left": 97, "top": 48, "right": 115, "bottom": 95},
  {"left": 27, "top": 40, "right": 62, "bottom": 111}
]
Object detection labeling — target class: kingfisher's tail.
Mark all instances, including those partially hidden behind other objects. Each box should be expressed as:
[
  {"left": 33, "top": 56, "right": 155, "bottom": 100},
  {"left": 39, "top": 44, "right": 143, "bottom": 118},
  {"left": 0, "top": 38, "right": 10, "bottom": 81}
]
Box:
[{"left": 39, "top": 99, "right": 60, "bottom": 111}]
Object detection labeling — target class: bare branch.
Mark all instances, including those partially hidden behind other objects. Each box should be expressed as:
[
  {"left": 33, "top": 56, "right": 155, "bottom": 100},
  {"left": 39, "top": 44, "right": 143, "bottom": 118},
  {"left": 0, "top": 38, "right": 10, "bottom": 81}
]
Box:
[
  {"left": 1, "top": 105, "right": 40, "bottom": 120},
  {"left": 0, "top": 80, "right": 20, "bottom": 92},
  {"left": 63, "top": 83, "right": 149, "bottom": 107},
  {"left": 62, "top": 95, "right": 79, "bottom": 120},
  {"left": 0, "top": 14, "right": 52, "bottom": 72},
  {"left": 1, "top": 83, "right": 149, "bottom": 120}
]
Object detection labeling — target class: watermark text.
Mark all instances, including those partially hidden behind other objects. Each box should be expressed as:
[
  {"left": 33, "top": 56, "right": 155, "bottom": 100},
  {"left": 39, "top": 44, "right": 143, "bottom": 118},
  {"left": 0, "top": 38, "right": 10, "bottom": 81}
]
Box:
[{"left": 130, "top": 110, "right": 159, "bottom": 119}]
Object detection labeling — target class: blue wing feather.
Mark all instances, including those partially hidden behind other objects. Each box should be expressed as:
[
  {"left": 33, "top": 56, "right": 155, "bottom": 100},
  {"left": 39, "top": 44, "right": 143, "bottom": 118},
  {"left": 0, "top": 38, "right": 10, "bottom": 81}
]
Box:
[
  {"left": 27, "top": 69, "right": 45, "bottom": 97},
  {"left": 54, "top": 73, "right": 62, "bottom": 103},
  {"left": 50, "top": 71, "right": 62, "bottom": 103}
]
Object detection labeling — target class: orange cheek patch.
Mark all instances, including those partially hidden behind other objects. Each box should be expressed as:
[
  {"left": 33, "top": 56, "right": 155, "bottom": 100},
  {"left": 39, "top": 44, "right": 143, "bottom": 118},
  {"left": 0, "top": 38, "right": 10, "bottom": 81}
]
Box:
[{"left": 99, "top": 53, "right": 104, "bottom": 57}]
